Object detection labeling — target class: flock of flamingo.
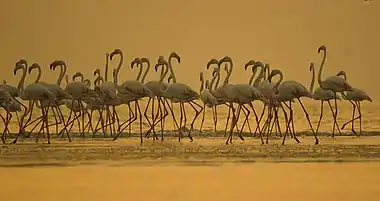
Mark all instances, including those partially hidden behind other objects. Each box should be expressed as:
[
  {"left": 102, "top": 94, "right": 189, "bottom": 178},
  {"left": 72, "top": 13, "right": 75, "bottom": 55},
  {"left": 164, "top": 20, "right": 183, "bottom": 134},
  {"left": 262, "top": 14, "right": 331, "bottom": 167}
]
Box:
[{"left": 0, "top": 45, "right": 372, "bottom": 145}]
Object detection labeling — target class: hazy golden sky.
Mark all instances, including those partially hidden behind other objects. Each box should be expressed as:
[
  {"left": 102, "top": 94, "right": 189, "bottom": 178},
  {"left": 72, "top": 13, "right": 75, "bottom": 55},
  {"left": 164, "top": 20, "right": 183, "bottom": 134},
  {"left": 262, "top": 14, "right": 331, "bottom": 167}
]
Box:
[{"left": 1, "top": 1, "right": 379, "bottom": 98}]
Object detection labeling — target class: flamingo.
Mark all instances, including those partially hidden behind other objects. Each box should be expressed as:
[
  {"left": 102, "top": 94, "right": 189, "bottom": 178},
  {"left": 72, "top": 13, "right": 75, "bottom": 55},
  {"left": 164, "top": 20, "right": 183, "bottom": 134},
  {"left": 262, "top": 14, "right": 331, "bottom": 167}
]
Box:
[
  {"left": 0, "top": 89, "right": 14, "bottom": 144},
  {"left": 268, "top": 68, "right": 318, "bottom": 145},
  {"left": 110, "top": 49, "right": 154, "bottom": 143},
  {"left": 199, "top": 71, "right": 218, "bottom": 134},
  {"left": 61, "top": 68, "right": 95, "bottom": 137},
  {"left": 28, "top": 62, "right": 72, "bottom": 138},
  {"left": 93, "top": 53, "right": 121, "bottom": 136},
  {"left": 217, "top": 57, "right": 265, "bottom": 145},
  {"left": 316, "top": 45, "right": 355, "bottom": 138},
  {"left": 142, "top": 57, "right": 170, "bottom": 140},
  {"left": 0, "top": 80, "right": 23, "bottom": 137},
  {"left": 309, "top": 62, "right": 342, "bottom": 136},
  {"left": 12, "top": 60, "right": 56, "bottom": 144},
  {"left": 154, "top": 53, "right": 202, "bottom": 142},
  {"left": 206, "top": 59, "right": 238, "bottom": 136},
  {"left": 336, "top": 70, "right": 372, "bottom": 135}
]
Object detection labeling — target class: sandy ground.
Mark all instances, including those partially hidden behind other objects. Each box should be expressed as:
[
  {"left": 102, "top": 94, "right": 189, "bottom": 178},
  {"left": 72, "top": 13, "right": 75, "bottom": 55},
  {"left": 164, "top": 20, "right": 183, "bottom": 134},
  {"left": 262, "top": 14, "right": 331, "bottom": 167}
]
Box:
[{"left": 0, "top": 163, "right": 379, "bottom": 201}]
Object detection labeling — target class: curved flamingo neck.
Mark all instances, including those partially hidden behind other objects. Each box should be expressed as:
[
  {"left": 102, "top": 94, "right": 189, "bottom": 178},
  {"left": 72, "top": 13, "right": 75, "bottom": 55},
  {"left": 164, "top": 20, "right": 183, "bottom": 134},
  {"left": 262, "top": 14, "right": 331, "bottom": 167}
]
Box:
[
  {"left": 255, "top": 65, "right": 265, "bottom": 86},
  {"left": 58, "top": 63, "right": 67, "bottom": 86},
  {"left": 16, "top": 66, "right": 27, "bottom": 96},
  {"left": 141, "top": 59, "right": 150, "bottom": 84},
  {"left": 105, "top": 54, "right": 109, "bottom": 82},
  {"left": 115, "top": 52, "right": 124, "bottom": 76},
  {"left": 265, "top": 65, "right": 270, "bottom": 80},
  {"left": 248, "top": 65, "right": 256, "bottom": 85},
  {"left": 223, "top": 61, "right": 233, "bottom": 85},
  {"left": 318, "top": 49, "right": 326, "bottom": 87},
  {"left": 214, "top": 68, "right": 220, "bottom": 91},
  {"left": 56, "top": 65, "right": 64, "bottom": 86},
  {"left": 209, "top": 71, "right": 218, "bottom": 91},
  {"left": 273, "top": 71, "right": 283, "bottom": 90},
  {"left": 310, "top": 65, "right": 315, "bottom": 94},
  {"left": 74, "top": 74, "right": 84, "bottom": 82},
  {"left": 30, "top": 66, "right": 42, "bottom": 83},
  {"left": 168, "top": 57, "right": 177, "bottom": 83},
  {"left": 135, "top": 62, "right": 143, "bottom": 82},
  {"left": 199, "top": 73, "right": 204, "bottom": 93}
]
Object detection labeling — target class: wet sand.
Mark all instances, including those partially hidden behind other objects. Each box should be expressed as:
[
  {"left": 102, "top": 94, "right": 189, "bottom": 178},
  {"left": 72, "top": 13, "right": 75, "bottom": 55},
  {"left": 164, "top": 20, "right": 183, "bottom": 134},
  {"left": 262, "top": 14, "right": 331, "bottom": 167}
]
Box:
[
  {"left": 1, "top": 163, "right": 379, "bottom": 201},
  {"left": 1, "top": 136, "right": 380, "bottom": 166},
  {"left": 1, "top": 136, "right": 380, "bottom": 201}
]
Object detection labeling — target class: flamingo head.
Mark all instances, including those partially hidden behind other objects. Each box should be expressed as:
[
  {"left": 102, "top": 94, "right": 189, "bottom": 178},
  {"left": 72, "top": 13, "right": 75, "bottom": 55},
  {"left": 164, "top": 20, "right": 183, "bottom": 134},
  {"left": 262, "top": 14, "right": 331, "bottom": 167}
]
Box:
[
  {"left": 154, "top": 59, "right": 168, "bottom": 72},
  {"left": 28, "top": 63, "right": 40, "bottom": 74},
  {"left": 268, "top": 69, "right": 281, "bottom": 83},
  {"left": 94, "top": 75, "right": 104, "bottom": 86},
  {"left": 157, "top": 55, "right": 165, "bottom": 62},
  {"left": 309, "top": 62, "right": 315, "bottom": 71},
  {"left": 49, "top": 60, "right": 59, "bottom": 70},
  {"left": 93, "top": 68, "right": 101, "bottom": 77},
  {"left": 16, "top": 59, "right": 28, "bottom": 68},
  {"left": 336, "top": 70, "right": 348, "bottom": 83},
  {"left": 72, "top": 72, "right": 83, "bottom": 81},
  {"left": 13, "top": 62, "right": 25, "bottom": 75},
  {"left": 218, "top": 56, "right": 232, "bottom": 69},
  {"left": 318, "top": 45, "right": 326, "bottom": 53},
  {"left": 141, "top": 57, "right": 149, "bottom": 64},
  {"left": 169, "top": 52, "right": 180, "bottom": 63},
  {"left": 244, "top": 60, "right": 256, "bottom": 70},
  {"left": 110, "top": 49, "right": 122, "bottom": 60},
  {"left": 212, "top": 67, "right": 218, "bottom": 77},
  {"left": 131, "top": 58, "right": 142, "bottom": 69},
  {"left": 206, "top": 59, "right": 218, "bottom": 69},
  {"left": 83, "top": 79, "right": 91, "bottom": 88}
]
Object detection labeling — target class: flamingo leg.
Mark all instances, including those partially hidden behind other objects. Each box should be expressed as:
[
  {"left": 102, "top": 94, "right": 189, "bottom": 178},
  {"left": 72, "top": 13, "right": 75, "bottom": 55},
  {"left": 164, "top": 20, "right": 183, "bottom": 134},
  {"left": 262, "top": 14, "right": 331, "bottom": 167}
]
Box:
[
  {"left": 1, "top": 112, "right": 7, "bottom": 144},
  {"left": 265, "top": 106, "right": 274, "bottom": 144},
  {"left": 162, "top": 99, "right": 182, "bottom": 141},
  {"left": 143, "top": 98, "right": 153, "bottom": 138},
  {"left": 274, "top": 107, "right": 282, "bottom": 137},
  {"left": 327, "top": 100, "right": 341, "bottom": 135},
  {"left": 281, "top": 102, "right": 296, "bottom": 145},
  {"left": 315, "top": 101, "right": 324, "bottom": 135},
  {"left": 1, "top": 103, "right": 12, "bottom": 144},
  {"left": 213, "top": 105, "right": 218, "bottom": 133},
  {"left": 297, "top": 98, "right": 318, "bottom": 144},
  {"left": 238, "top": 104, "right": 252, "bottom": 136},
  {"left": 144, "top": 97, "right": 168, "bottom": 141},
  {"left": 199, "top": 103, "right": 206, "bottom": 135},
  {"left": 224, "top": 105, "right": 231, "bottom": 137},
  {"left": 186, "top": 101, "right": 202, "bottom": 141},
  {"left": 113, "top": 101, "right": 137, "bottom": 140},
  {"left": 254, "top": 104, "right": 266, "bottom": 137},
  {"left": 135, "top": 101, "right": 143, "bottom": 144},
  {"left": 178, "top": 102, "right": 184, "bottom": 141},
  {"left": 227, "top": 103, "right": 240, "bottom": 145},
  {"left": 238, "top": 104, "right": 251, "bottom": 141},
  {"left": 341, "top": 99, "right": 359, "bottom": 136},
  {"left": 150, "top": 98, "right": 159, "bottom": 140}
]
